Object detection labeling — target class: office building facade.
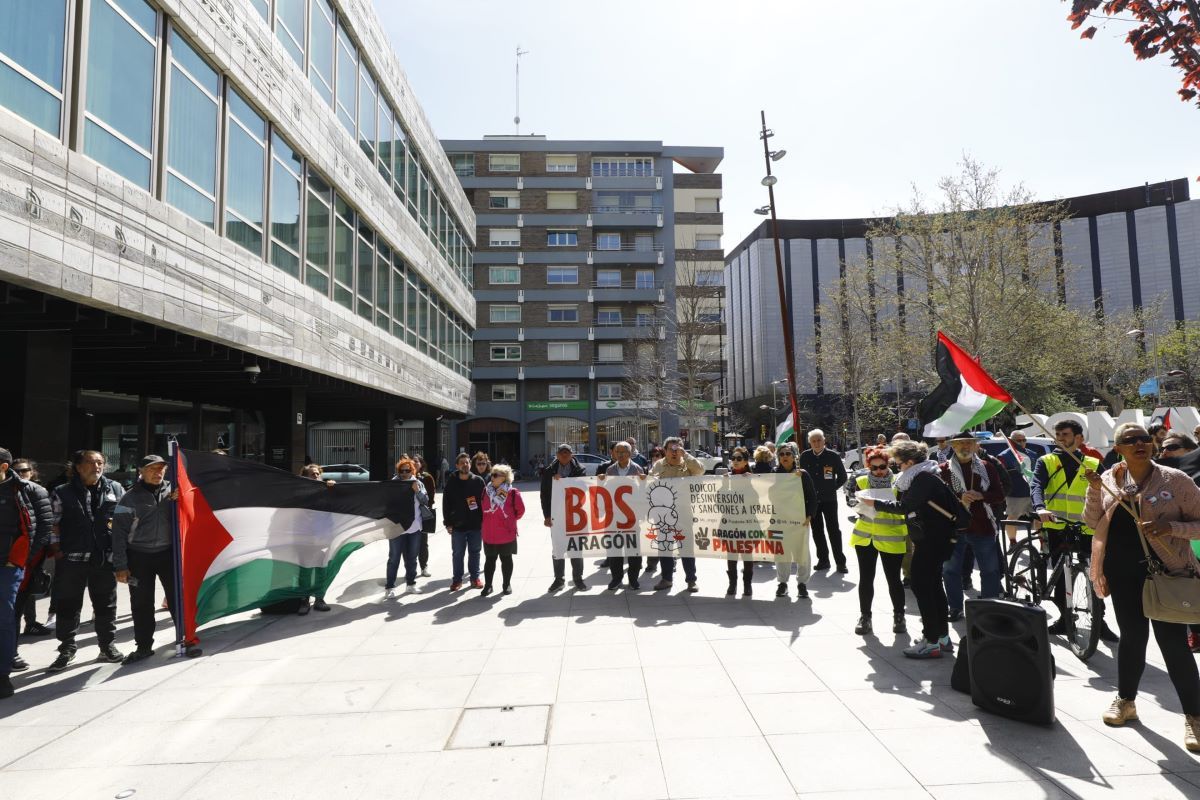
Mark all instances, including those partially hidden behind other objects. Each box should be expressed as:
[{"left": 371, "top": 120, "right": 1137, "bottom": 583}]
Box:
[
  {"left": 441, "top": 136, "right": 722, "bottom": 468},
  {"left": 0, "top": 0, "right": 474, "bottom": 480}
]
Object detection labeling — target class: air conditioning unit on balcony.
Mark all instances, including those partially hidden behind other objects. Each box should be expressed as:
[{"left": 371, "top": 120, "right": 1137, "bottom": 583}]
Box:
[
  {"left": 587, "top": 289, "right": 594, "bottom": 303},
  {"left": 517, "top": 214, "right": 524, "bottom": 227},
  {"left": 656, "top": 214, "right": 663, "bottom": 228},
  {"left": 586, "top": 214, "right": 593, "bottom": 227},
  {"left": 517, "top": 251, "right": 524, "bottom": 265},
  {"left": 518, "top": 366, "right": 525, "bottom": 381},
  {"left": 657, "top": 251, "right": 664, "bottom": 265},
  {"left": 517, "top": 177, "right": 523, "bottom": 190},
  {"left": 657, "top": 288, "right": 665, "bottom": 303},
  {"left": 517, "top": 328, "right": 525, "bottom": 342},
  {"left": 588, "top": 327, "right": 595, "bottom": 341},
  {"left": 658, "top": 325, "right": 666, "bottom": 340},
  {"left": 587, "top": 251, "right": 594, "bottom": 265},
  {"left": 655, "top": 177, "right": 662, "bottom": 190},
  {"left": 585, "top": 177, "right": 592, "bottom": 190},
  {"left": 588, "top": 367, "right": 595, "bottom": 380},
  {"left": 517, "top": 290, "right": 524, "bottom": 304}
]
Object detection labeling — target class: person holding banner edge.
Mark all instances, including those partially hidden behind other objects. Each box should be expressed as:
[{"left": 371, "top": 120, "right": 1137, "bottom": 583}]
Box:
[
  {"left": 648, "top": 438, "right": 706, "bottom": 592},
  {"left": 727, "top": 447, "right": 756, "bottom": 597},
  {"left": 773, "top": 442, "right": 816, "bottom": 600},
  {"left": 543, "top": 444, "right": 587, "bottom": 592},
  {"left": 601, "top": 442, "right": 646, "bottom": 591}
]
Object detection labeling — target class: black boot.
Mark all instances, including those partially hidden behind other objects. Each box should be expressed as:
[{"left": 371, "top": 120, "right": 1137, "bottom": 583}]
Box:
[
  {"left": 893, "top": 612, "right": 907, "bottom": 633},
  {"left": 775, "top": 582, "right": 788, "bottom": 598},
  {"left": 855, "top": 614, "right": 873, "bottom": 635},
  {"left": 726, "top": 576, "right": 736, "bottom": 597},
  {"left": 743, "top": 578, "right": 752, "bottom": 597}
]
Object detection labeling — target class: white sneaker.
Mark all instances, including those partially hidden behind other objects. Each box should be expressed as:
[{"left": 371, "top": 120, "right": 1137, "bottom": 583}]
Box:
[
  {"left": 937, "top": 635, "right": 954, "bottom": 653},
  {"left": 44, "top": 614, "right": 56, "bottom": 631},
  {"left": 384, "top": 588, "right": 396, "bottom": 599}
]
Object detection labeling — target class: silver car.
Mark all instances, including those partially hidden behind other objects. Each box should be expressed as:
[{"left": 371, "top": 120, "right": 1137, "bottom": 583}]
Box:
[{"left": 319, "top": 463, "right": 372, "bottom": 482}]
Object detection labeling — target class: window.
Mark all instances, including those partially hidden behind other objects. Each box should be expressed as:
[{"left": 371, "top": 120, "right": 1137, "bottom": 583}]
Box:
[
  {"left": 309, "top": 0, "right": 335, "bottom": 106},
  {"left": 597, "top": 343, "right": 623, "bottom": 362},
  {"left": 597, "top": 308, "right": 622, "bottom": 326},
  {"left": 335, "top": 21, "right": 356, "bottom": 137},
  {"left": 333, "top": 192, "right": 354, "bottom": 309},
  {"left": 391, "top": 119, "right": 407, "bottom": 203},
  {"left": 635, "top": 234, "right": 655, "bottom": 252},
  {"left": 489, "top": 304, "right": 521, "bottom": 324},
  {"left": 549, "top": 384, "right": 580, "bottom": 400},
  {"left": 224, "top": 87, "right": 267, "bottom": 257},
  {"left": 697, "top": 310, "right": 722, "bottom": 324},
  {"left": 489, "top": 153, "right": 520, "bottom": 172},
  {"left": 548, "top": 342, "right": 580, "bottom": 361},
  {"left": 695, "top": 269, "right": 723, "bottom": 286},
  {"left": 636, "top": 307, "right": 655, "bottom": 326},
  {"left": 492, "top": 384, "right": 517, "bottom": 402},
  {"left": 305, "top": 169, "right": 331, "bottom": 295},
  {"left": 377, "top": 101, "right": 392, "bottom": 185},
  {"left": 598, "top": 383, "right": 622, "bottom": 400},
  {"left": 269, "top": 132, "right": 303, "bottom": 278},
  {"left": 547, "top": 229, "right": 577, "bottom": 247},
  {"left": 490, "top": 343, "right": 522, "bottom": 361},
  {"left": 547, "top": 267, "right": 578, "bottom": 285},
  {"left": 165, "top": 29, "right": 219, "bottom": 228},
  {"left": 546, "top": 154, "right": 577, "bottom": 172},
  {"left": 83, "top": 0, "right": 158, "bottom": 188},
  {"left": 390, "top": 258, "right": 405, "bottom": 335},
  {"left": 694, "top": 197, "right": 719, "bottom": 213},
  {"left": 547, "top": 305, "right": 578, "bottom": 323},
  {"left": 696, "top": 235, "right": 722, "bottom": 250},
  {"left": 635, "top": 270, "right": 655, "bottom": 289},
  {"left": 450, "top": 153, "right": 475, "bottom": 177},
  {"left": 595, "top": 270, "right": 621, "bottom": 288},
  {"left": 591, "top": 157, "right": 654, "bottom": 177},
  {"left": 358, "top": 64, "right": 376, "bottom": 162},
  {"left": 488, "top": 266, "right": 520, "bottom": 285},
  {"left": 489, "top": 228, "right": 520, "bottom": 247},
  {"left": 250, "top": 0, "right": 269, "bottom": 19},
  {"left": 275, "top": 0, "right": 306, "bottom": 68},
  {"left": 0, "top": 0, "right": 68, "bottom": 135},
  {"left": 596, "top": 233, "right": 621, "bottom": 251},
  {"left": 357, "top": 223, "right": 374, "bottom": 321},
  {"left": 489, "top": 191, "right": 520, "bottom": 210},
  {"left": 546, "top": 191, "right": 577, "bottom": 210}
]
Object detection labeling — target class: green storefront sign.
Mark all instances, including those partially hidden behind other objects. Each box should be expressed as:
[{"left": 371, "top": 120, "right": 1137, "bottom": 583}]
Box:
[{"left": 526, "top": 401, "right": 589, "bottom": 411}]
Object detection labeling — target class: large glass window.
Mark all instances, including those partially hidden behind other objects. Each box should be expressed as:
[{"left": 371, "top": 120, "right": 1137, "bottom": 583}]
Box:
[
  {"left": 405, "top": 149, "right": 420, "bottom": 216},
  {"left": 224, "top": 87, "right": 266, "bottom": 257},
  {"left": 308, "top": 0, "right": 334, "bottom": 106},
  {"left": 275, "top": 0, "right": 306, "bottom": 68},
  {"left": 356, "top": 223, "right": 374, "bottom": 321},
  {"left": 391, "top": 115, "right": 407, "bottom": 205},
  {"left": 488, "top": 266, "right": 520, "bottom": 285},
  {"left": 333, "top": 193, "right": 354, "bottom": 309},
  {"left": 165, "top": 29, "right": 219, "bottom": 228},
  {"left": 335, "top": 21, "right": 356, "bottom": 137},
  {"left": 249, "top": 0, "right": 269, "bottom": 20},
  {"left": 405, "top": 272, "right": 418, "bottom": 346},
  {"left": 305, "top": 169, "right": 331, "bottom": 296},
  {"left": 548, "top": 342, "right": 580, "bottom": 361},
  {"left": 547, "top": 230, "right": 578, "bottom": 247},
  {"left": 376, "top": 242, "right": 391, "bottom": 331},
  {"left": 390, "top": 259, "right": 405, "bottom": 338},
  {"left": 547, "top": 267, "right": 578, "bottom": 285},
  {"left": 270, "top": 132, "right": 302, "bottom": 278},
  {"left": 418, "top": 280, "right": 431, "bottom": 354},
  {"left": 357, "top": 63, "right": 375, "bottom": 162},
  {"left": 377, "top": 100, "right": 392, "bottom": 185},
  {"left": 83, "top": 0, "right": 158, "bottom": 188},
  {"left": 489, "top": 305, "right": 521, "bottom": 324},
  {"left": 0, "top": 0, "right": 68, "bottom": 135}
]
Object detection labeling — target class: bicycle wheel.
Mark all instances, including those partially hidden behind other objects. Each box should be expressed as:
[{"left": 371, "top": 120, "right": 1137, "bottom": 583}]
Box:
[
  {"left": 1007, "top": 539, "right": 1045, "bottom": 604},
  {"left": 1067, "top": 566, "right": 1101, "bottom": 661}
]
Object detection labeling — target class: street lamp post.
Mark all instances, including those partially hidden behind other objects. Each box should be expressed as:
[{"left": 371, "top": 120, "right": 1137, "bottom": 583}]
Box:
[{"left": 1128, "top": 328, "right": 1161, "bottom": 403}]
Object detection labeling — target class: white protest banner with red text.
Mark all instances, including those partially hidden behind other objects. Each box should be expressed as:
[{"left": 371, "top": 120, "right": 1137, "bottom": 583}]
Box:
[{"left": 549, "top": 474, "right": 809, "bottom": 562}]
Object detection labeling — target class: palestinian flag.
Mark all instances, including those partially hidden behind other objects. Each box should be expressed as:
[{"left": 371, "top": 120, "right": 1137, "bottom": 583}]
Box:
[
  {"left": 775, "top": 412, "right": 795, "bottom": 445},
  {"left": 174, "top": 450, "right": 409, "bottom": 643},
  {"left": 918, "top": 332, "right": 1012, "bottom": 437}
]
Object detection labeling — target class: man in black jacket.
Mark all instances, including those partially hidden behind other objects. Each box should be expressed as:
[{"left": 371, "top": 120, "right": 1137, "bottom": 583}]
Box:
[
  {"left": 542, "top": 444, "right": 587, "bottom": 592},
  {"left": 799, "top": 429, "right": 849, "bottom": 573},
  {"left": 442, "top": 452, "right": 486, "bottom": 591},
  {"left": 0, "top": 447, "right": 52, "bottom": 698},
  {"left": 49, "top": 450, "right": 125, "bottom": 671}
]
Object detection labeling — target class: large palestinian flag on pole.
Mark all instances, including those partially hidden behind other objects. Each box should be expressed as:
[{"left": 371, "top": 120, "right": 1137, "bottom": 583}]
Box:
[
  {"left": 918, "top": 331, "right": 1012, "bottom": 437},
  {"left": 173, "top": 450, "right": 408, "bottom": 643}
]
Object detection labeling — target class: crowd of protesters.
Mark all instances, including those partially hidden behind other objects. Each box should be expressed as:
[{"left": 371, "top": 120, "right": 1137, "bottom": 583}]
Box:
[{"left": 5, "top": 419, "right": 1200, "bottom": 754}]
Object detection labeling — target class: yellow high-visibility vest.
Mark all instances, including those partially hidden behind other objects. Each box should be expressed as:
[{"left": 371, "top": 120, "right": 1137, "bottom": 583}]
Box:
[
  {"left": 850, "top": 475, "right": 908, "bottom": 554},
  {"left": 1039, "top": 453, "right": 1099, "bottom": 535}
]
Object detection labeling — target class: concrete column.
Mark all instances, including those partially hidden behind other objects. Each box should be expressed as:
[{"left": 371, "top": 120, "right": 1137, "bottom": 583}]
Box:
[
  {"left": 136, "top": 395, "right": 152, "bottom": 459},
  {"left": 0, "top": 332, "right": 73, "bottom": 482},
  {"left": 289, "top": 387, "right": 307, "bottom": 473},
  {"left": 423, "top": 417, "right": 439, "bottom": 467},
  {"left": 368, "top": 409, "right": 394, "bottom": 480}
]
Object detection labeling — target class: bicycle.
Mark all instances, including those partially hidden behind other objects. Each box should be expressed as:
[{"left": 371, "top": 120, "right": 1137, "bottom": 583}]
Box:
[{"left": 1004, "top": 518, "right": 1101, "bottom": 661}]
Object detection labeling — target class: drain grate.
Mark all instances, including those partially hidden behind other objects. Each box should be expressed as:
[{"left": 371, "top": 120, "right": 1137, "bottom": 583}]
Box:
[{"left": 446, "top": 705, "right": 551, "bottom": 749}]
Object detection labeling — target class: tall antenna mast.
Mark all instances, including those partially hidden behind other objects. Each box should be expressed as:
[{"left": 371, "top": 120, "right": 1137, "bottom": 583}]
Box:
[{"left": 514, "top": 46, "right": 528, "bottom": 134}]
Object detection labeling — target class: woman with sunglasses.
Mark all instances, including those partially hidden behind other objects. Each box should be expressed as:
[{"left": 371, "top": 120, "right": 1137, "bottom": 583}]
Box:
[
  {"left": 724, "top": 447, "right": 755, "bottom": 597},
  {"left": 1085, "top": 422, "right": 1200, "bottom": 751},
  {"left": 1159, "top": 433, "right": 1198, "bottom": 462},
  {"left": 385, "top": 458, "right": 431, "bottom": 596},
  {"left": 471, "top": 452, "right": 492, "bottom": 481},
  {"left": 849, "top": 447, "right": 907, "bottom": 636},
  {"left": 414, "top": 456, "right": 438, "bottom": 579},
  {"left": 480, "top": 464, "right": 524, "bottom": 596},
  {"left": 773, "top": 443, "right": 817, "bottom": 599}
]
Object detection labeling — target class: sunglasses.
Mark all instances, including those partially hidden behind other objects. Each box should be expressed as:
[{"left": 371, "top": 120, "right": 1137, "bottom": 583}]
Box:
[
  {"left": 1162, "top": 443, "right": 1184, "bottom": 452},
  {"left": 869, "top": 465, "right": 890, "bottom": 472},
  {"left": 397, "top": 469, "right": 413, "bottom": 475},
  {"left": 731, "top": 456, "right": 746, "bottom": 461},
  {"left": 1118, "top": 435, "right": 1153, "bottom": 445},
  {"left": 14, "top": 467, "right": 32, "bottom": 474},
  {"left": 490, "top": 472, "right": 505, "bottom": 478}
]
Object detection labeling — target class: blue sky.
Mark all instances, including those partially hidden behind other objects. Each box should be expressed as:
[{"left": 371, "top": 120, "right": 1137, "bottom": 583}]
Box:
[{"left": 378, "top": 0, "right": 1200, "bottom": 248}]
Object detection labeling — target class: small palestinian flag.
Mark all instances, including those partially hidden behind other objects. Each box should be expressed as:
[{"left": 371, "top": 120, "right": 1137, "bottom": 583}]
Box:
[
  {"left": 918, "top": 332, "right": 1013, "bottom": 437},
  {"left": 775, "top": 412, "right": 795, "bottom": 445},
  {"left": 174, "top": 450, "right": 410, "bottom": 643}
]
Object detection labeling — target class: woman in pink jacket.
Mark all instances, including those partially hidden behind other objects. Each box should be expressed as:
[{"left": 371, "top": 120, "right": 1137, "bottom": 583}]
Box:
[
  {"left": 1085, "top": 422, "right": 1200, "bottom": 752},
  {"left": 481, "top": 464, "right": 524, "bottom": 596}
]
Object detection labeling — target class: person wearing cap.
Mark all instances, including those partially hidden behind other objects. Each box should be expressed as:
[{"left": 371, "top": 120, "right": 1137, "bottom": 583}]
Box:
[
  {"left": 937, "top": 432, "right": 1005, "bottom": 621},
  {"left": 799, "top": 429, "right": 849, "bottom": 574},
  {"left": 648, "top": 437, "right": 706, "bottom": 592},
  {"left": 542, "top": 444, "right": 588, "bottom": 592},
  {"left": 0, "top": 447, "right": 53, "bottom": 697},
  {"left": 48, "top": 450, "right": 125, "bottom": 671},
  {"left": 112, "top": 456, "right": 182, "bottom": 664}
]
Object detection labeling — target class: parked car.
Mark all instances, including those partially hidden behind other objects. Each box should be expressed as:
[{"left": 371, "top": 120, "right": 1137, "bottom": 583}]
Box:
[
  {"left": 320, "top": 463, "right": 372, "bottom": 482},
  {"left": 688, "top": 450, "right": 724, "bottom": 474},
  {"left": 572, "top": 453, "right": 608, "bottom": 476}
]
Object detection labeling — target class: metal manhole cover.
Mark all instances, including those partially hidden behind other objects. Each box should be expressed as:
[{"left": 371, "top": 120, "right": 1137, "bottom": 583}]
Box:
[{"left": 447, "top": 705, "right": 551, "bottom": 749}]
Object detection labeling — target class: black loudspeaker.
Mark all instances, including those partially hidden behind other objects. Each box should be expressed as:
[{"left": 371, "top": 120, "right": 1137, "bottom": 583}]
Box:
[{"left": 965, "top": 598, "right": 1055, "bottom": 725}]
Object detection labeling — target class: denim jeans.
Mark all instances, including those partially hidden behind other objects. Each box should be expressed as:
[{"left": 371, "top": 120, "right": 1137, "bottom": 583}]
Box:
[
  {"left": 942, "top": 533, "right": 1002, "bottom": 612},
  {"left": 659, "top": 556, "right": 697, "bottom": 583},
  {"left": 0, "top": 565, "right": 22, "bottom": 679},
  {"left": 386, "top": 533, "right": 422, "bottom": 588},
  {"left": 451, "top": 529, "right": 482, "bottom": 583}
]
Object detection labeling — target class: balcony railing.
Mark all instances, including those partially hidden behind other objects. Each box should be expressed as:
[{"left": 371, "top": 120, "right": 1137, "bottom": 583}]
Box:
[
  {"left": 590, "top": 279, "right": 663, "bottom": 289},
  {"left": 592, "top": 205, "right": 663, "bottom": 214},
  {"left": 592, "top": 243, "right": 663, "bottom": 252}
]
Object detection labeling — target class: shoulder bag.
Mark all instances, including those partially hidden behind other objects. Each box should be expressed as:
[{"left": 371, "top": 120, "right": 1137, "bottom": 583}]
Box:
[{"left": 1136, "top": 514, "right": 1200, "bottom": 624}]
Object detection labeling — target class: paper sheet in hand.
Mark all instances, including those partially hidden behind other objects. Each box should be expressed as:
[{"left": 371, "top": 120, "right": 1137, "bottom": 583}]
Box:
[{"left": 855, "top": 488, "right": 896, "bottom": 519}]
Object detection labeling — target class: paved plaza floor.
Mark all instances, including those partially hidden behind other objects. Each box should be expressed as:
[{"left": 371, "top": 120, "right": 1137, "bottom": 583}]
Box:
[{"left": 3, "top": 487, "right": 1200, "bottom": 799}]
